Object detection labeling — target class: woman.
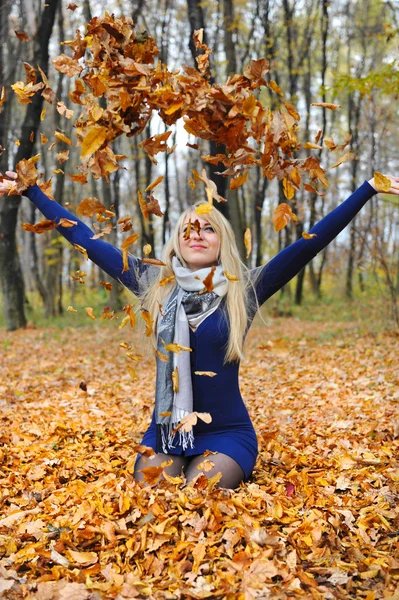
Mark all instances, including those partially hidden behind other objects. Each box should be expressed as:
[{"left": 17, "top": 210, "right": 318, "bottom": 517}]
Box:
[{"left": 1, "top": 171, "right": 398, "bottom": 488}]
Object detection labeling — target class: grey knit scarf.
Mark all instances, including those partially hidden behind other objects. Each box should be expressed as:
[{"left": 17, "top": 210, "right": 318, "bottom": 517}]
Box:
[{"left": 155, "top": 257, "right": 228, "bottom": 453}]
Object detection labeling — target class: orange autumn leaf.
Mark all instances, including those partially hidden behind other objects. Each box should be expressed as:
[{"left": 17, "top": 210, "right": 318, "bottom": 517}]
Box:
[
  {"left": 145, "top": 175, "right": 164, "bottom": 192},
  {"left": 273, "top": 203, "right": 298, "bottom": 232},
  {"left": 22, "top": 219, "right": 57, "bottom": 234},
  {"left": 141, "top": 310, "right": 154, "bottom": 336},
  {"left": 85, "top": 307, "right": 96, "bottom": 320},
  {"left": 202, "top": 265, "right": 216, "bottom": 292},
  {"left": 159, "top": 274, "right": 176, "bottom": 287},
  {"left": 195, "top": 203, "right": 213, "bottom": 215},
  {"left": 138, "top": 465, "right": 164, "bottom": 485},
  {"left": 312, "top": 102, "right": 341, "bottom": 110},
  {"left": 172, "top": 366, "right": 179, "bottom": 392},
  {"left": 302, "top": 232, "right": 317, "bottom": 240},
  {"left": 141, "top": 258, "right": 166, "bottom": 267},
  {"left": 230, "top": 171, "right": 248, "bottom": 190},
  {"left": 73, "top": 244, "right": 88, "bottom": 260},
  {"left": 172, "top": 411, "right": 212, "bottom": 435},
  {"left": 77, "top": 197, "right": 107, "bottom": 217},
  {"left": 244, "top": 228, "right": 252, "bottom": 259}
]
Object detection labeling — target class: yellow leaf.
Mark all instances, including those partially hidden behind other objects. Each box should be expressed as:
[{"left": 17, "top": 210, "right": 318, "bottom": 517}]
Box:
[
  {"left": 373, "top": 172, "right": 392, "bottom": 193},
  {"left": 159, "top": 274, "right": 176, "bottom": 286},
  {"left": 223, "top": 271, "right": 239, "bottom": 282},
  {"left": 67, "top": 306, "right": 77, "bottom": 313},
  {"left": 282, "top": 177, "right": 295, "bottom": 200},
  {"left": 330, "top": 151, "right": 354, "bottom": 169},
  {"left": 73, "top": 244, "right": 88, "bottom": 260},
  {"left": 172, "top": 366, "right": 179, "bottom": 392},
  {"left": 302, "top": 232, "right": 317, "bottom": 240},
  {"left": 127, "top": 366, "right": 138, "bottom": 381},
  {"left": 269, "top": 79, "right": 283, "bottom": 96},
  {"left": 81, "top": 125, "right": 108, "bottom": 158},
  {"left": 54, "top": 131, "right": 72, "bottom": 146},
  {"left": 68, "top": 550, "right": 98, "bottom": 565},
  {"left": 194, "top": 371, "right": 217, "bottom": 377},
  {"left": 40, "top": 107, "right": 46, "bottom": 121},
  {"left": 163, "top": 341, "right": 192, "bottom": 354},
  {"left": 195, "top": 203, "right": 213, "bottom": 215},
  {"left": 143, "top": 244, "right": 152, "bottom": 256},
  {"left": 85, "top": 307, "right": 96, "bottom": 320},
  {"left": 244, "top": 228, "right": 252, "bottom": 258}
]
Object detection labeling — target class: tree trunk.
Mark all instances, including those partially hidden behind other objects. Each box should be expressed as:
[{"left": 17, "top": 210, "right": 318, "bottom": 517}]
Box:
[{"left": 0, "top": 0, "right": 60, "bottom": 330}]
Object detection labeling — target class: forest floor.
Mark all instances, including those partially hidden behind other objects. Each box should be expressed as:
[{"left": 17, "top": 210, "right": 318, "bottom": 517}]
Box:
[{"left": 0, "top": 313, "right": 398, "bottom": 599}]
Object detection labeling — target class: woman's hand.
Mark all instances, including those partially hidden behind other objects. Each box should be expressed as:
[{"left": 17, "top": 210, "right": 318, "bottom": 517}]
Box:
[
  {"left": 368, "top": 175, "right": 399, "bottom": 195},
  {"left": 0, "top": 171, "right": 18, "bottom": 196}
]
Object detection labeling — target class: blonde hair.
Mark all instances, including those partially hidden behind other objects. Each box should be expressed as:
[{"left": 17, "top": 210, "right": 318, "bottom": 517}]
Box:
[{"left": 141, "top": 204, "right": 255, "bottom": 362}]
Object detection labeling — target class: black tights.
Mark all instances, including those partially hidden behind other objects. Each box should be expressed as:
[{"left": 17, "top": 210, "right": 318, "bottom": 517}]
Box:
[{"left": 134, "top": 451, "right": 245, "bottom": 490}]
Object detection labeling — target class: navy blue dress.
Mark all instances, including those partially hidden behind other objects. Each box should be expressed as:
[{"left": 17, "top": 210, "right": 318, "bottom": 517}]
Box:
[{"left": 26, "top": 182, "right": 376, "bottom": 479}]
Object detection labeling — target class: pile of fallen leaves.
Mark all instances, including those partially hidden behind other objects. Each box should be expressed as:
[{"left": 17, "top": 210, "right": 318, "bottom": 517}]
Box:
[{"left": 0, "top": 317, "right": 398, "bottom": 599}]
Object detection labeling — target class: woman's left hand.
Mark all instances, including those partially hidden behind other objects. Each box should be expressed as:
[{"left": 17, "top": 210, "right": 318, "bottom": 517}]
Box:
[{"left": 368, "top": 175, "right": 399, "bottom": 195}]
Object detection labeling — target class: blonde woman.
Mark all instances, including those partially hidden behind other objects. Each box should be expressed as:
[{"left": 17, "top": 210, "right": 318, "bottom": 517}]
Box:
[{"left": 1, "top": 172, "right": 398, "bottom": 488}]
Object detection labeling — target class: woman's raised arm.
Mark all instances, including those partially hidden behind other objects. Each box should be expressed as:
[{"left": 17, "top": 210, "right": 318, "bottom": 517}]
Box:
[
  {"left": 0, "top": 172, "right": 154, "bottom": 296},
  {"left": 251, "top": 177, "right": 399, "bottom": 306}
]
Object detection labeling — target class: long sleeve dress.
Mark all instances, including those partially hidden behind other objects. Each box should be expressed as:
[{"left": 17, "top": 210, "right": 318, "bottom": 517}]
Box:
[{"left": 25, "top": 181, "right": 377, "bottom": 479}]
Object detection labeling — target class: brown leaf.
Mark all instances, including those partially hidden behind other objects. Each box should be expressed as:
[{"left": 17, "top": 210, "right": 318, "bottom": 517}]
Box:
[
  {"left": 194, "top": 371, "right": 217, "bottom": 377},
  {"left": 145, "top": 176, "right": 164, "bottom": 192},
  {"left": 14, "top": 30, "right": 30, "bottom": 42}
]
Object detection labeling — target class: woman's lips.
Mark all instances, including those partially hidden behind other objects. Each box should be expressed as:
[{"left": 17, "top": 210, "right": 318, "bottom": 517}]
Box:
[{"left": 189, "top": 244, "right": 207, "bottom": 249}]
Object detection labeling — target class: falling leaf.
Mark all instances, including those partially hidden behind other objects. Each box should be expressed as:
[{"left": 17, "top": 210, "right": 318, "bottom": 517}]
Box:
[
  {"left": 269, "top": 80, "right": 283, "bottom": 96},
  {"left": 195, "top": 203, "right": 213, "bottom": 215},
  {"left": 81, "top": 125, "right": 108, "bottom": 158},
  {"left": 312, "top": 102, "right": 341, "bottom": 110},
  {"left": 202, "top": 265, "right": 216, "bottom": 292},
  {"left": 73, "top": 244, "right": 88, "bottom": 260},
  {"left": 67, "top": 306, "right": 77, "bottom": 312},
  {"left": 14, "top": 30, "right": 30, "bottom": 42},
  {"left": 330, "top": 151, "right": 354, "bottom": 169},
  {"left": 77, "top": 197, "right": 107, "bottom": 217},
  {"left": 223, "top": 271, "right": 239, "bottom": 282},
  {"left": 172, "top": 411, "right": 212, "bottom": 434},
  {"left": 85, "top": 307, "right": 96, "bottom": 320},
  {"left": 139, "top": 466, "right": 164, "bottom": 485},
  {"left": 172, "top": 366, "right": 179, "bottom": 392},
  {"left": 302, "top": 232, "right": 317, "bottom": 239},
  {"left": 373, "top": 172, "right": 392, "bottom": 192},
  {"left": 194, "top": 371, "right": 217, "bottom": 377},
  {"left": 59, "top": 218, "right": 77, "bottom": 228},
  {"left": 56, "top": 150, "right": 70, "bottom": 163},
  {"left": 141, "top": 310, "right": 153, "bottom": 336},
  {"left": 196, "top": 460, "right": 215, "bottom": 472},
  {"left": 230, "top": 171, "right": 248, "bottom": 190},
  {"left": 273, "top": 203, "right": 298, "bottom": 232},
  {"left": 67, "top": 2, "right": 78, "bottom": 10},
  {"left": 159, "top": 274, "right": 176, "bottom": 287},
  {"left": 22, "top": 219, "right": 57, "bottom": 234},
  {"left": 145, "top": 175, "right": 164, "bottom": 192},
  {"left": 244, "top": 228, "right": 252, "bottom": 258},
  {"left": 141, "top": 258, "right": 166, "bottom": 266},
  {"left": 143, "top": 244, "right": 152, "bottom": 256},
  {"left": 99, "top": 280, "right": 112, "bottom": 290},
  {"left": 54, "top": 131, "right": 72, "bottom": 146},
  {"left": 162, "top": 341, "right": 192, "bottom": 354}
]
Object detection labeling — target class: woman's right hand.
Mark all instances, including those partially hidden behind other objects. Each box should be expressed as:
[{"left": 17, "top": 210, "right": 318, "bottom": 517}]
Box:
[{"left": 0, "top": 171, "right": 18, "bottom": 196}]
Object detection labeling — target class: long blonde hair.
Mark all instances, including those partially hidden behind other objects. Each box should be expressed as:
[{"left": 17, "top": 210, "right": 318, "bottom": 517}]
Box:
[{"left": 141, "top": 204, "right": 254, "bottom": 362}]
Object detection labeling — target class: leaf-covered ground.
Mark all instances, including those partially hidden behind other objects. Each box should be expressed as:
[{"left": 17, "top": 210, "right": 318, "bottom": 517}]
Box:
[{"left": 0, "top": 317, "right": 398, "bottom": 599}]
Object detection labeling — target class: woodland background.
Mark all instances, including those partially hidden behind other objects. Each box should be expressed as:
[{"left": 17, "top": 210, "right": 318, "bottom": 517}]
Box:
[{"left": 0, "top": 0, "right": 398, "bottom": 328}]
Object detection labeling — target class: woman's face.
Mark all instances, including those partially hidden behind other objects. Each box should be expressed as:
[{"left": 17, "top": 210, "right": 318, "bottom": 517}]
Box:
[{"left": 178, "top": 213, "right": 220, "bottom": 271}]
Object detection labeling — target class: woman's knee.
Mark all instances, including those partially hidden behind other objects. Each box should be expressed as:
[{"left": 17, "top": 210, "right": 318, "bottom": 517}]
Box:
[{"left": 134, "top": 452, "right": 188, "bottom": 482}]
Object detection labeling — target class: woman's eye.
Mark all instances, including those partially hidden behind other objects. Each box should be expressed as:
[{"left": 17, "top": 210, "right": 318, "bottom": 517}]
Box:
[{"left": 204, "top": 226, "right": 215, "bottom": 233}]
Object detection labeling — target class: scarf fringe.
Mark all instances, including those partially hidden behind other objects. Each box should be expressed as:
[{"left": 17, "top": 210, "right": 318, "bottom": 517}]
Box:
[{"left": 156, "top": 406, "right": 195, "bottom": 454}]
